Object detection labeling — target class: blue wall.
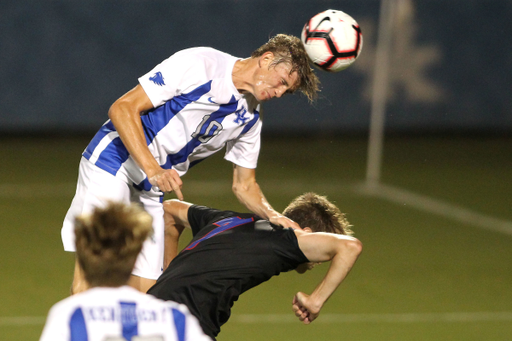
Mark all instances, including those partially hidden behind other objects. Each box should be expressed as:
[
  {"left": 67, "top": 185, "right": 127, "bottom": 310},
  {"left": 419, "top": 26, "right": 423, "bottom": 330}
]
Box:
[{"left": 2, "top": 0, "right": 511, "bottom": 134}]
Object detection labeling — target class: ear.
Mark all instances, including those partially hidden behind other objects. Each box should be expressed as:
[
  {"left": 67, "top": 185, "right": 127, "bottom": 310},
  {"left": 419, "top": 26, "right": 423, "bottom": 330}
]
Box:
[
  {"left": 303, "top": 227, "right": 313, "bottom": 233},
  {"left": 259, "top": 51, "right": 274, "bottom": 68}
]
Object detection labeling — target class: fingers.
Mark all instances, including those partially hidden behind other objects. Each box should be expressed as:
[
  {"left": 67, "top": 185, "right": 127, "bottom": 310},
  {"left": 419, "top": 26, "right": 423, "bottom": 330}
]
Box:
[
  {"left": 170, "top": 176, "right": 184, "bottom": 200},
  {"left": 286, "top": 220, "right": 301, "bottom": 230},
  {"left": 149, "top": 169, "right": 184, "bottom": 200},
  {"left": 272, "top": 216, "right": 300, "bottom": 230},
  {"left": 292, "top": 292, "right": 320, "bottom": 324},
  {"left": 292, "top": 292, "right": 312, "bottom": 324},
  {"left": 293, "top": 306, "right": 312, "bottom": 324}
]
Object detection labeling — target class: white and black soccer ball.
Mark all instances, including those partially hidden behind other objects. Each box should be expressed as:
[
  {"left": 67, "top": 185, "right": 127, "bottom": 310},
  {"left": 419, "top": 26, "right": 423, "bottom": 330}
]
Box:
[{"left": 301, "top": 9, "right": 363, "bottom": 72}]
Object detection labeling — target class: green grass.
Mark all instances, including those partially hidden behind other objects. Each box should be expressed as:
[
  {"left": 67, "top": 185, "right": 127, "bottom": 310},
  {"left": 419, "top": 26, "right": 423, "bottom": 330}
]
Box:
[{"left": 1, "top": 134, "right": 511, "bottom": 340}]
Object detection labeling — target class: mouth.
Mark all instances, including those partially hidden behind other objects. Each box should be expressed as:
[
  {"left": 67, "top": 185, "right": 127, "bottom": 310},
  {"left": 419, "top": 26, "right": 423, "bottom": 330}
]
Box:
[{"left": 263, "top": 91, "right": 271, "bottom": 101}]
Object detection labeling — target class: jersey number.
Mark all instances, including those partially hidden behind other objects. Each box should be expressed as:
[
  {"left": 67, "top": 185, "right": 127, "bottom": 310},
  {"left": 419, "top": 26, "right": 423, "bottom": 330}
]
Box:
[{"left": 191, "top": 114, "right": 223, "bottom": 143}]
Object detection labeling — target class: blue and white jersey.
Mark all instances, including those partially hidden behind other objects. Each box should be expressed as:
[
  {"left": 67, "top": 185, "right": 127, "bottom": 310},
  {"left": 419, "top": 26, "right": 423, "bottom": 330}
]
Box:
[
  {"left": 83, "top": 47, "right": 262, "bottom": 194},
  {"left": 39, "top": 286, "right": 211, "bottom": 341}
]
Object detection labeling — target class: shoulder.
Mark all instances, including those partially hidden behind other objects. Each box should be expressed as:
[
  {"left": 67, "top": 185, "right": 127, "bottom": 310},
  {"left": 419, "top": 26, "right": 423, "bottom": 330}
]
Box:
[
  {"left": 188, "top": 204, "right": 238, "bottom": 220},
  {"left": 188, "top": 204, "right": 246, "bottom": 234},
  {"left": 165, "top": 47, "right": 239, "bottom": 88},
  {"left": 173, "top": 47, "right": 238, "bottom": 66},
  {"left": 267, "top": 226, "right": 303, "bottom": 247},
  {"left": 265, "top": 227, "right": 309, "bottom": 265},
  {"left": 43, "top": 290, "right": 94, "bottom": 321}
]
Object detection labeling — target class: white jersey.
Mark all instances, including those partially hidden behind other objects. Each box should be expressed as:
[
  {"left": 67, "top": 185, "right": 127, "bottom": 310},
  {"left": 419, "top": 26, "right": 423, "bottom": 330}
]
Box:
[
  {"left": 82, "top": 47, "right": 262, "bottom": 195},
  {"left": 39, "top": 286, "right": 211, "bottom": 341}
]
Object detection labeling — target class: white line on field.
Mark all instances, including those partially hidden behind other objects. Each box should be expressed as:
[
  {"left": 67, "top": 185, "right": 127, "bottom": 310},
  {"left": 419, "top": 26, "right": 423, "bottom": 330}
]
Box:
[
  {"left": 232, "top": 311, "right": 512, "bottom": 323},
  {"left": 2, "top": 180, "right": 512, "bottom": 237},
  {"left": 0, "top": 180, "right": 345, "bottom": 199},
  {"left": 354, "top": 182, "right": 512, "bottom": 236},
  {"left": 0, "top": 183, "right": 77, "bottom": 198},
  {"left": 0, "top": 316, "right": 46, "bottom": 326},
  {"left": 4, "top": 311, "right": 512, "bottom": 326}
]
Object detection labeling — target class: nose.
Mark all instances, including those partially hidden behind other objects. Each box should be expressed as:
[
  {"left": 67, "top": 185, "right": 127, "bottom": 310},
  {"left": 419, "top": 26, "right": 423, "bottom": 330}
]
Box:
[{"left": 275, "top": 86, "right": 285, "bottom": 98}]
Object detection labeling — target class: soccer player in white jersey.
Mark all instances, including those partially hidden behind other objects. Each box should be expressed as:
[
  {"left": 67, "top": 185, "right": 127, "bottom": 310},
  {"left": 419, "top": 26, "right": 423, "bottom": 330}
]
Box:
[
  {"left": 41, "top": 202, "right": 210, "bottom": 341},
  {"left": 62, "top": 34, "right": 320, "bottom": 294}
]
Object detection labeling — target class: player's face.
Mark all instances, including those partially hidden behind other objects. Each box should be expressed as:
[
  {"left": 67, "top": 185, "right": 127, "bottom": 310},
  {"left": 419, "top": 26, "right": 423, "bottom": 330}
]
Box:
[{"left": 253, "top": 54, "right": 299, "bottom": 102}]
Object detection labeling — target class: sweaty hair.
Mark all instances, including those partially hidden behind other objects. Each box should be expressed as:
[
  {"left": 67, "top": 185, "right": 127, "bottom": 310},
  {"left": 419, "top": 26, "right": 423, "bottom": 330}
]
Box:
[
  {"left": 282, "top": 192, "right": 353, "bottom": 235},
  {"left": 251, "top": 34, "right": 320, "bottom": 102},
  {"left": 74, "top": 202, "right": 153, "bottom": 287}
]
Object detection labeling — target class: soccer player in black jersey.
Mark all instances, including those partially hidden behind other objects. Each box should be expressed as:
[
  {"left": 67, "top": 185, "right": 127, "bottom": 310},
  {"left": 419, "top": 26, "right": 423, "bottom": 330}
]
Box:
[{"left": 148, "top": 192, "right": 362, "bottom": 340}]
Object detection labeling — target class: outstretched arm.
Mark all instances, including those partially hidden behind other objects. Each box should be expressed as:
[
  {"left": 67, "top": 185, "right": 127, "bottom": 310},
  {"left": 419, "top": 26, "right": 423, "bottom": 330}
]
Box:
[
  {"left": 232, "top": 164, "right": 299, "bottom": 229},
  {"left": 162, "top": 199, "right": 193, "bottom": 270},
  {"left": 292, "top": 231, "right": 363, "bottom": 324},
  {"left": 108, "top": 85, "right": 183, "bottom": 199}
]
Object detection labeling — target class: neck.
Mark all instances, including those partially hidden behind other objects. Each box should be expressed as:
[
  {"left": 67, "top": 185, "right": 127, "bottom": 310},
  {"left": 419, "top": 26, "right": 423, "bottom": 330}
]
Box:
[{"left": 232, "top": 58, "right": 257, "bottom": 94}]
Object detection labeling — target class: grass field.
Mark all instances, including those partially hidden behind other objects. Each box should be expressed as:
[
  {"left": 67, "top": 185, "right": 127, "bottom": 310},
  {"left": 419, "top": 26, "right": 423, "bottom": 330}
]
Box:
[{"left": 1, "top": 134, "right": 511, "bottom": 340}]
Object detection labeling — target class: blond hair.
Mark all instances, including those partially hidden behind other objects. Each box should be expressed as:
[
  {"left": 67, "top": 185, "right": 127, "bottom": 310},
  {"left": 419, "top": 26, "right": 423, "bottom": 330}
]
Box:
[
  {"left": 283, "top": 192, "right": 353, "bottom": 235},
  {"left": 251, "top": 34, "right": 320, "bottom": 102},
  {"left": 74, "top": 202, "right": 153, "bottom": 287}
]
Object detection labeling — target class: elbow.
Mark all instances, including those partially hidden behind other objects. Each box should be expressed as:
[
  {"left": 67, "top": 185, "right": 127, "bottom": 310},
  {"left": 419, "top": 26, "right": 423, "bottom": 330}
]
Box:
[
  {"left": 346, "top": 238, "right": 363, "bottom": 258},
  {"left": 232, "top": 180, "right": 251, "bottom": 198},
  {"left": 108, "top": 95, "right": 136, "bottom": 123},
  {"left": 108, "top": 100, "right": 123, "bottom": 122},
  {"left": 163, "top": 202, "right": 177, "bottom": 234},
  {"left": 232, "top": 182, "right": 242, "bottom": 197},
  {"left": 232, "top": 184, "right": 245, "bottom": 204},
  {"left": 163, "top": 200, "right": 184, "bottom": 238},
  {"left": 107, "top": 105, "right": 114, "bottom": 121},
  {"left": 163, "top": 199, "right": 182, "bottom": 217},
  {"left": 231, "top": 166, "right": 258, "bottom": 203}
]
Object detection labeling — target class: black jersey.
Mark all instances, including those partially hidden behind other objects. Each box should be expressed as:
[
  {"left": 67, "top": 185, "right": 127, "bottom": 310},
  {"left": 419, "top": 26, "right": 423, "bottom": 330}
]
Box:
[{"left": 147, "top": 205, "right": 309, "bottom": 340}]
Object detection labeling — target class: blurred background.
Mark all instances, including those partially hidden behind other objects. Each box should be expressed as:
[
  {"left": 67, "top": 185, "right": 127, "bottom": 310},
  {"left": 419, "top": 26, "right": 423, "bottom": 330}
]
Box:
[
  {"left": 3, "top": 0, "right": 511, "bottom": 134},
  {"left": 1, "top": 0, "right": 511, "bottom": 340}
]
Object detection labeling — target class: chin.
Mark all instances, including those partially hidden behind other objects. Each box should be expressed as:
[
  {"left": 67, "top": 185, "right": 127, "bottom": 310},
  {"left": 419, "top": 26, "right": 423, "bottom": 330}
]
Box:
[{"left": 259, "top": 92, "right": 270, "bottom": 101}]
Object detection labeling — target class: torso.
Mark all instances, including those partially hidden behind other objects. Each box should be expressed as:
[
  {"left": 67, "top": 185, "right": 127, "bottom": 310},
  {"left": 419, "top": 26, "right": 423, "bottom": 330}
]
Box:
[
  {"left": 83, "top": 48, "right": 262, "bottom": 193},
  {"left": 147, "top": 205, "right": 309, "bottom": 339}
]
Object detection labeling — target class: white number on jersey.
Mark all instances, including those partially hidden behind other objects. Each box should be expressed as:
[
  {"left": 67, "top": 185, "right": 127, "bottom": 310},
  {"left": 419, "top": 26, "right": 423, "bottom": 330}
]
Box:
[{"left": 191, "top": 115, "right": 223, "bottom": 143}]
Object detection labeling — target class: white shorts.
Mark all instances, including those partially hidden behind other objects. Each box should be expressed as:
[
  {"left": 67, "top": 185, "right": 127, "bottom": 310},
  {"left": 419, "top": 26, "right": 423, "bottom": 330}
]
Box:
[{"left": 62, "top": 157, "right": 164, "bottom": 280}]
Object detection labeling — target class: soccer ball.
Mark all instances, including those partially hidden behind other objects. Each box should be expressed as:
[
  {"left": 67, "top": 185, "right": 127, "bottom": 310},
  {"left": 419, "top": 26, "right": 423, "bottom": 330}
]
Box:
[{"left": 301, "top": 9, "right": 363, "bottom": 72}]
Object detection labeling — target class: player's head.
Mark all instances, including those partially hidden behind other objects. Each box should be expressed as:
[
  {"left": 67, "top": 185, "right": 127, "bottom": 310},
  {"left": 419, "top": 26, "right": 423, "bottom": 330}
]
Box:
[
  {"left": 251, "top": 34, "right": 320, "bottom": 102},
  {"left": 283, "top": 192, "right": 353, "bottom": 235},
  {"left": 74, "top": 201, "right": 153, "bottom": 288}
]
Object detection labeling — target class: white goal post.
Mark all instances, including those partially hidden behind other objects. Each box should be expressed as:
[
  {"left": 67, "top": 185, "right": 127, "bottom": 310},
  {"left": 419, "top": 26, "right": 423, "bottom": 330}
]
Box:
[{"left": 366, "top": 0, "right": 397, "bottom": 187}]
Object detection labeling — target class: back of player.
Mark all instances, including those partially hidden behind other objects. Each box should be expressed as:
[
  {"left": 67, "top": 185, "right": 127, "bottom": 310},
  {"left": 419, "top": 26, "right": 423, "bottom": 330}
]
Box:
[
  {"left": 43, "top": 202, "right": 211, "bottom": 341},
  {"left": 40, "top": 286, "right": 211, "bottom": 341},
  {"left": 148, "top": 206, "right": 308, "bottom": 339}
]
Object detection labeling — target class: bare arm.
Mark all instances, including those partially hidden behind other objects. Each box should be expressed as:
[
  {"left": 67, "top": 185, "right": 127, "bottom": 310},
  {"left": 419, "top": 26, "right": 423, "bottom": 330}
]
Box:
[
  {"left": 232, "top": 164, "right": 299, "bottom": 229},
  {"left": 292, "top": 231, "right": 363, "bottom": 324},
  {"left": 162, "top": 199, "right": 193, "bottom": 270},
  {"left": 108, "top": 85, "right": 183, "bottom": 199}
]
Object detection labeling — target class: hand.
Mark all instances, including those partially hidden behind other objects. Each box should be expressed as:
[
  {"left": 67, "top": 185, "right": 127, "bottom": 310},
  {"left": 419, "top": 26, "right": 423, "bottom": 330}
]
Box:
[
  {"left": 148, "top": 168, "right": 184, "bottom": 200},
  {"left": 292, "top": 292, "right": 321, "bottom": 324},
  {"left": 269, "top": 214, "right": 300, "bottom": 230}
]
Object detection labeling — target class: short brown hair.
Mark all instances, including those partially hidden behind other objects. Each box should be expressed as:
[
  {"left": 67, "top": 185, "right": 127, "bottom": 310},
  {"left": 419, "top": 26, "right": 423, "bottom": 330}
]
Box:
[
  {"left": 74, "top": 202, "right": 153, "bottom": 287},
  {"left": 251, "top": 34, "right": 320, "bottom": 102},
  {"left": 282, "top": 192, "right": 353, "bottom": 235}
]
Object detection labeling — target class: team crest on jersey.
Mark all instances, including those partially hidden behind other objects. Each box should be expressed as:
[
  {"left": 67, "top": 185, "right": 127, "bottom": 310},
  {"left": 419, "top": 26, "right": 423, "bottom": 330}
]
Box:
[
  {"left": 149, "top": 72, "right": 165, "bottom": 86},
  {"left": 234, "top": 107, "right": 249, "bottom": 125}
]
